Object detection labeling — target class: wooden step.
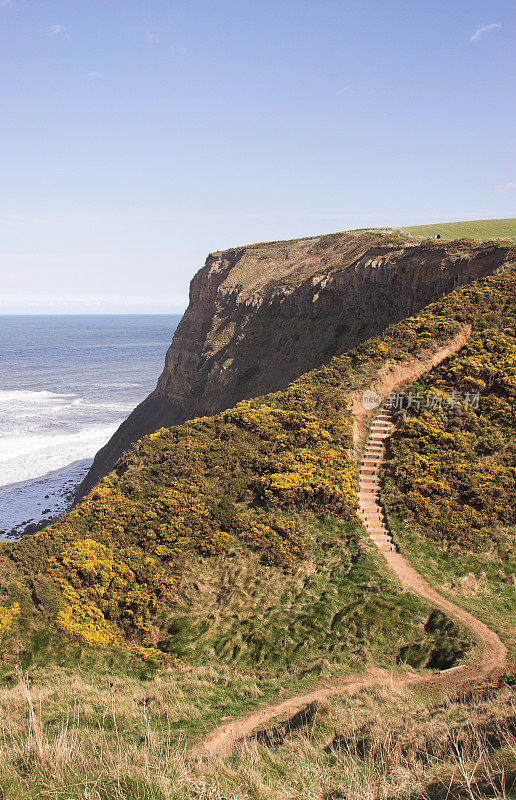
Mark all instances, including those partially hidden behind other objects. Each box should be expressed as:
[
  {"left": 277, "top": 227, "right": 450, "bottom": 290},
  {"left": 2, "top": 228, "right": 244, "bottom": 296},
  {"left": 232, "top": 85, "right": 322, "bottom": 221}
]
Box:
[
  {"left": 367, "top": 525, "right": 389, "bottom": 534},
  {"left": 359, "top": 407, "right": 397, "bottom": 553},
  {"left": 370, "top": 536, "right": 393, "bottom": 543}
]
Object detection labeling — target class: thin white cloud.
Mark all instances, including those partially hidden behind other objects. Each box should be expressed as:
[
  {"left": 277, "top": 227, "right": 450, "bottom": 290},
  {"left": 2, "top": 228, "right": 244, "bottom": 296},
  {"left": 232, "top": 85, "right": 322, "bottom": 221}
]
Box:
[
  {"left": 495, "top": 181, "right": 516, "bottom": 194},
  {"left": 0, "top": 1, "right": 13, "bottom": 7},
  {"left": 469, "top": 23, "right": 501, "bottom": 43},
  {"left": 336, "top": 84, "right": 352, "bottom": 95},
  {"left": 88, "top": 71, "right": 101, "bottom": 79},
  {"left": 145, "top": 32, "right": 160, "bottom": 44},
  {"left": 46, "top": 24, "right": 66, "bottom": 36}
]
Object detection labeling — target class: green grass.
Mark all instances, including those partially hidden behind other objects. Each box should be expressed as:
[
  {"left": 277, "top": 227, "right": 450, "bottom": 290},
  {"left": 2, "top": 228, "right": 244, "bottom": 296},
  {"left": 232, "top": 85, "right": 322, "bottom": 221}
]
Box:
[
  {"left": 1, "top": 255, "right": 515, "bottom": 797},
  {"left": 401, "top": 218, "right": 516, "bottom": 241},
  {"left": 157, "top": 518, "right": 471, "bottom": 676},
  {"left": 384, "top": 516, "right": 516, "bottom": 662},
  {"left": 2, "top": 268, "right": 515, "bottom": 671}
]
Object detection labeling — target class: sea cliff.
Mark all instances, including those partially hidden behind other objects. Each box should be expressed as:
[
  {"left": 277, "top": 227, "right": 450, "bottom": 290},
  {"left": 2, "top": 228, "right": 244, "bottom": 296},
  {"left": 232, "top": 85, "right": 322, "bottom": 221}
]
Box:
[{"left": 77, "top": 228, "right": 514, "bottom": 498}]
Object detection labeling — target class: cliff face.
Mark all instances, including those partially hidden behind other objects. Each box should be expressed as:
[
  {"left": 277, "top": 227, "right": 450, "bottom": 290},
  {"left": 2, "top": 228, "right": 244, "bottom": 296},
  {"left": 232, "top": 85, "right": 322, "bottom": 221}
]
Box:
[{"left": 77, "top": 229, "right": 515, "bottom": 499}]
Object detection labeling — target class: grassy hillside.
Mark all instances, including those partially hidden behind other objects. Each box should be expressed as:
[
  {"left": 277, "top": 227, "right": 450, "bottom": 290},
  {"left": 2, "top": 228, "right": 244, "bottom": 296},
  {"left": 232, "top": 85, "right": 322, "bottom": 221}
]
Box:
[
  {"left": 401, "top": 218, "right": 516, "bottom": 241},
  {"left": 382, "top": 278, "right": 516, "bottom": 655},
  {"left": 1, "top": 264, "right": 514, "bottom": 667},
  {"left": 0, "top": 256, "right": 515, "bottom": 797}
]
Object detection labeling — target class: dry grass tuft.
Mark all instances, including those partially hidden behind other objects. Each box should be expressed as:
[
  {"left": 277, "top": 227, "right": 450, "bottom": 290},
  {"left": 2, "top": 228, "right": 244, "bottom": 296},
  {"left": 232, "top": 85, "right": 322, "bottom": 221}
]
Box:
[{"left": 0, "top": 669, "right": 514, "bottom": 798}]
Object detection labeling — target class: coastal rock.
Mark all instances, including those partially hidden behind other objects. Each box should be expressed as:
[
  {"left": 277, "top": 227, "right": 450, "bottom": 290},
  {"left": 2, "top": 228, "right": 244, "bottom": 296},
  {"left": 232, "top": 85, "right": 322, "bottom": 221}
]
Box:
[{"left": 77, "top": 228, "right": 515, "bottom": 499}]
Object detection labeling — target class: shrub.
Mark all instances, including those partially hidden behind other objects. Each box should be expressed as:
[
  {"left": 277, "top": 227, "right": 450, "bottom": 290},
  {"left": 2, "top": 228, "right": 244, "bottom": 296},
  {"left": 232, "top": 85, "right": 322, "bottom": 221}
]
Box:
[
  {"left": 0, "top": 603, "right": 20, "bottom": 639},
  {"left": 385, "top": 273, "right": 516, "bottom": 551}
]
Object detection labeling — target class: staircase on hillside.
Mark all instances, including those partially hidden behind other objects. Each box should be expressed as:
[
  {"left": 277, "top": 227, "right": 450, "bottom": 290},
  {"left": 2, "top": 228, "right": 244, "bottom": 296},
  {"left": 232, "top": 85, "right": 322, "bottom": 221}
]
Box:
[{"left": 357, "top": 408, "right": 397, "bottom": 552}]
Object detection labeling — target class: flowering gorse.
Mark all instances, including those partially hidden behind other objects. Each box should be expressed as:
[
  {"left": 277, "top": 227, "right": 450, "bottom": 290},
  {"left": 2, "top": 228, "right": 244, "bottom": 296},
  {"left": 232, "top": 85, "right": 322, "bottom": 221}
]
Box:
[{"left": 0, "top": 603, "right": 20, "bottom": 639}]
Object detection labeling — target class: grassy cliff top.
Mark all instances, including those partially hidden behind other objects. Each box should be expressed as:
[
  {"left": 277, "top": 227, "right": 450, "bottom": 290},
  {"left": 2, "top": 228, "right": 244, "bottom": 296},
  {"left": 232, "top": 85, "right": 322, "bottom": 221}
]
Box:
[
  {"left": 401, "top": 218, "right": 516, "bottom": 241},
  {"left": 202, "top": 221, "right": 515, "bottom": 296},
  {"left": 206, "top": 221, "right": 516, "bottom": 296}
]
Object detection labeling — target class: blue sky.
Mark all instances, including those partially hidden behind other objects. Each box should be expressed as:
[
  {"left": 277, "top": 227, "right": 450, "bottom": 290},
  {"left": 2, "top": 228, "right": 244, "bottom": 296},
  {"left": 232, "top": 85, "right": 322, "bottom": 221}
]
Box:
[{"left": 1, "top": 0, "right": 514, "bottom": 313}]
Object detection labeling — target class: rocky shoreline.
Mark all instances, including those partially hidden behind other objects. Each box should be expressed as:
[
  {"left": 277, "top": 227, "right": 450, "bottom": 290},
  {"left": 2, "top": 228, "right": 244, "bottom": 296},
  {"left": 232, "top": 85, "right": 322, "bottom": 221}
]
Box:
[{"left": 0, "top": 458, "right": 91, "bottom": 541}]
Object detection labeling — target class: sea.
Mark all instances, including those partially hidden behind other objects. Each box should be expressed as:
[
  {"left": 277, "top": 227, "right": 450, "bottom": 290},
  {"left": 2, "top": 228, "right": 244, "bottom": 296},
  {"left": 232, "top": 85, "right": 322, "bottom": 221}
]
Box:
[{"left": 0, "top": 315, "right": 180, "bottom": 540}]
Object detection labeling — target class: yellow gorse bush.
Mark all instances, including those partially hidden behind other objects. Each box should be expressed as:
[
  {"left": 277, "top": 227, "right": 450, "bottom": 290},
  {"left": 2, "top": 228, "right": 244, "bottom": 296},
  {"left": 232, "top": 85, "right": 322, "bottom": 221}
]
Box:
[
  {"left": 386, "top": 272, "right": 516, "bottom": 550},
  {"left": 0, "top": 602, "right": 20, "bottom": 639}
]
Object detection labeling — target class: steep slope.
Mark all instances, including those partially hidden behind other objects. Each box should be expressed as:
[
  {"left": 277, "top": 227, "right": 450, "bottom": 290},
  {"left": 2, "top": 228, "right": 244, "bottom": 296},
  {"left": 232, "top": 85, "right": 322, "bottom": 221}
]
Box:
[
  {"left": 2, "top": 269, "right": 514, "bottom": 670},
  {"left": 78, "top": 230, "right": 514, "bottom": 498},
  {"left": 0, "top": 255, "right": 514, "bottom": 800},
  {"left": 192, "top": 402, "right": 508, "bottom": 756},
  {"left": 382, "top": 286, "right": 516, "bottom": 654}
]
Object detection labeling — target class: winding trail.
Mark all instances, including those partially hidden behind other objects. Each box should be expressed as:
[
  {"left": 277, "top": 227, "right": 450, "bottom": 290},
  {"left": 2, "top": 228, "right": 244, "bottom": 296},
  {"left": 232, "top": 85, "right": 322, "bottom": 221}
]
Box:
[{"left": 190, "top": 333, "right": 506, "bottom": 758}]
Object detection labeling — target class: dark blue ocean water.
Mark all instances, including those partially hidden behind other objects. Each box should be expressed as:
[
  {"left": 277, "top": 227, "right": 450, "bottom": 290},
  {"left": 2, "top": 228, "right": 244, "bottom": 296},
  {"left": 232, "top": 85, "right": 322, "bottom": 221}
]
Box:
[{"left": 0, "top": 315, "right": 180, "bottom": 537}]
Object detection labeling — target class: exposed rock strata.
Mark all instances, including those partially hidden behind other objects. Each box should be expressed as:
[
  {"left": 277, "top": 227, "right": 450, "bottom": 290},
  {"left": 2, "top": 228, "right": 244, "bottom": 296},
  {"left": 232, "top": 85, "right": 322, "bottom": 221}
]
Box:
[{"left": 78, "top": 229, "right": 515, "bottom": 499}]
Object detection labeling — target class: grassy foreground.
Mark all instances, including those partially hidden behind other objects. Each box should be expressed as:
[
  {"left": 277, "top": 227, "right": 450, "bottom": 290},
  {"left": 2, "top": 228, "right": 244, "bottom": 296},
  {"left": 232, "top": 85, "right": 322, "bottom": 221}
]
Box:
[
  {"left": 0, "top": 665, "right": 514, "bottom": 799},
  {"left": 402, "top": 218, "right": 516, "bottom": 241}
]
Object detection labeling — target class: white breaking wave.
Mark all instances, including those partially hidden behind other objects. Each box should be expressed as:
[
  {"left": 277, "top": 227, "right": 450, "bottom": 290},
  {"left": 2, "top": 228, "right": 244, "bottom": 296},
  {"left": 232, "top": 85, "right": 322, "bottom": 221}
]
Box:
[
  {"left": 0, "top": 424, "right": 118, "bottom": 486},
  {"left": 0, "top": 389, "right": 133, "bottom": 487},
  {"left": 0, "top": 314, "right": 176, "bottom": 533},
  {"left": 0, "top": 389, "right": 76, "bottom": 404}
]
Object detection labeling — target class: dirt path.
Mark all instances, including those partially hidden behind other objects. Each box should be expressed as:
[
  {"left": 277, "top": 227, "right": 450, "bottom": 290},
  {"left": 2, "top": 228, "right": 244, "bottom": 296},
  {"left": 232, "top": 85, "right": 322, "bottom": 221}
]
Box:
[
  {"left": 190, "top": 329, "right": 506, "bottom": 758},
  {"left": 191, "top": 614, "right": 505, "bottom": 759},
  {"left": 349, "top": 325, "right": 472, "bottom": 456},
  {"left": 383, "top": 550, "right": 506, "bottom": 678}
]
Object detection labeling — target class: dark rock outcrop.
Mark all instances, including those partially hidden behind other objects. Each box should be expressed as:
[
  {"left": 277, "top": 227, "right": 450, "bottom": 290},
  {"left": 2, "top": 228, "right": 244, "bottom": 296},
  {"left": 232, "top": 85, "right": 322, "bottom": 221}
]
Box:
[{"left": 77, "top": 229, "right": 515, "bottom": 499}]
